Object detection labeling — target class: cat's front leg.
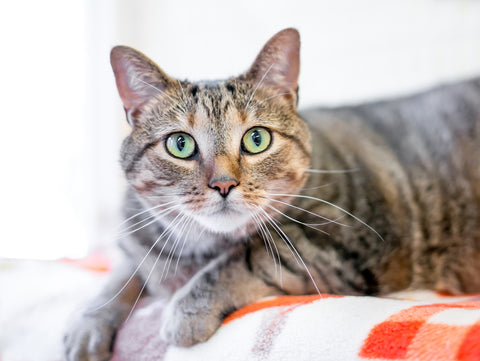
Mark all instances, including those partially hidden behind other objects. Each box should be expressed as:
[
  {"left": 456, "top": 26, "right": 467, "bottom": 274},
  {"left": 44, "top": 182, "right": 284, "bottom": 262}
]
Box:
[
  {"left": 160, "top": 244, "right": 283, "bottom": 347},
  {"left": 63, "top": 261, "right": 143, "bottom": 361}
]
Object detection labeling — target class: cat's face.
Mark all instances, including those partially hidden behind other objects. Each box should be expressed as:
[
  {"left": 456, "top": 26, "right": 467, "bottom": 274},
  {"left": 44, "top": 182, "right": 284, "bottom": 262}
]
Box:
[{"left": 112, "top": 29, "right": 311, "bottom": 241}]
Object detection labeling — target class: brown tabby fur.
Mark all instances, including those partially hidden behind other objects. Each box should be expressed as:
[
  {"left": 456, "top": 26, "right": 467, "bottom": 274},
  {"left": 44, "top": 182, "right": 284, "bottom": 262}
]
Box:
[{"left": 64, "top": 28, "right": 480, "bottom": 360}]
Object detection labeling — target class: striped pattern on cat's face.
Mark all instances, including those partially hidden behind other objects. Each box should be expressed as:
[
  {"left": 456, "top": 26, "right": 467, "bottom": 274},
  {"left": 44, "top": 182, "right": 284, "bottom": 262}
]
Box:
[
  {"left": 122, "top": 80, "right": 310, "bottom": 236},
  {"left": 112, "top": 29, "right": 310, "bottom": 242}
]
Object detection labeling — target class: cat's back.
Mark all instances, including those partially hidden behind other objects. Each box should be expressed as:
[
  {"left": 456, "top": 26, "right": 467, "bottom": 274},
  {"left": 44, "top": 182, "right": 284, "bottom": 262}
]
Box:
[
  {"left": 300, "top": 77, "right": 480, "bottom": 293},
  {"left": 302, "top": 77, "right": 480, "bottom": 152},
  {"left": 302, "top": 77, "right": 480, "bottom": 188}
]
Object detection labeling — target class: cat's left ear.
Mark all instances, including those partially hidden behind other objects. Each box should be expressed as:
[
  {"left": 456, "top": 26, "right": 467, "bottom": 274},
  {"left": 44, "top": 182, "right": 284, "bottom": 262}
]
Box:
[
  {"left": 110, "top": 46, "right": 174, "bottom": 125},
  {"left": 243, "top": 28, "right": 300, "bottom": 100}
]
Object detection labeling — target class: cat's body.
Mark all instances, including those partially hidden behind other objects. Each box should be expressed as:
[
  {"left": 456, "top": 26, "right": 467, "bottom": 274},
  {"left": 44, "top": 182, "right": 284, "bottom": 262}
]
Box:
[
  {"left": 302, "top": 80, "right": 480, "bottom": 294},
  {"left": 64, "top": 29, "right": 480, "bottom": 361}
]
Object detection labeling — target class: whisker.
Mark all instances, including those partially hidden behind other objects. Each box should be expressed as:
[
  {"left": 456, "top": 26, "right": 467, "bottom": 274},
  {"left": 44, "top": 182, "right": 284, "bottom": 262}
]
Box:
[
  {"left": 257, "top": 92, "right": 290, "bottom": 105},
  {"left": 120, "top": 201, "right": 177, "bottom": 234},
  {"left": 245, "top": 63, "right": 275, "bottom": 111},
  {"left": 174, "top": 236, "right": 189, "bottom": 275},
  {"left": 265, "top": 197, "right": 349, "bottom": 228},
  {"left": 247, "top": 207, "right": 278, "bottom": 278},
  {"left": 87, "top": 211, "right": 184, "bottom": 313},
  {"left": 251, "top": 207, "right": 283, "bottom": 286},
  {"left": 255, "top": 206, "right": 321, "bottom": 295},
  {"left": 265, "top": 204, "right": 329, "bottom": 235},
  {"left": 269, "top": 193, "right": 384, "bottom": 241},
  {"left": 157, "top": 213, "right": 189, "bottom": 281},
  {"left": 117, "top": 200, "right": 177, "bottom": 230},
  {"left": 299, "top": 182, "right": 336, "bottom": 192},
  {"left": 305, "top": 168, "right": 359, "bottom": 174},
  {"left": 117, "top": 203, "right": 180, "bottom": 238},
  {"left": 174, "top": 217, "right": 196, "bottom": 275},
  {"left": 132, "top": 76, "right": 185, "bottom": 111},
  {"left": 125, "top": 211, "right": 188, "bottom": 323},
  {"left": 258, "top": 208, "right": 299, "bottom": 264},
  {"left": 161, "top": 214, "right": 191, "bottom": 280},
  {"left": 197, "top": 221, "right": 209, "bottom": 240},
  {"left": 248, "top": 92, "right": 291, "bottom": 113}
]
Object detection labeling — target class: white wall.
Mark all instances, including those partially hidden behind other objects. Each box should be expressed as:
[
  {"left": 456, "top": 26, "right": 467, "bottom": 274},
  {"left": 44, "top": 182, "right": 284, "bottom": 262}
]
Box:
[
  {"left": 0, "top": 0, "right": 89, "bottom": 259},
  {"left": 1, "top": 0, "right": 480, "bottom": 259},
  {"left": 113, "top": 0, "right": 480, "bottom": 106}
]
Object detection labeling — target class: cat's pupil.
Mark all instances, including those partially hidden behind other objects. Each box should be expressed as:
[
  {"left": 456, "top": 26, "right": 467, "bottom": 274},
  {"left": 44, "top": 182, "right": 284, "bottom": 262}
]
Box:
[
  {"left": 177, "top": 136, "right": 185, "bottom": 151},
  {"left": 251, "top": 131, "right": 262, "bottom": 147}
]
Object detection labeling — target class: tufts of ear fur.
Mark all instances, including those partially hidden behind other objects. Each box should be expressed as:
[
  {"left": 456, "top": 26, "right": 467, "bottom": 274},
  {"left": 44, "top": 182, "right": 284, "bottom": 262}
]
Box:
[
  {"left": 243, "top": 28, "right": 300, "bottom": 98},
  {"left": 110, "top": 46, "right": 174, "bottom": 125}
]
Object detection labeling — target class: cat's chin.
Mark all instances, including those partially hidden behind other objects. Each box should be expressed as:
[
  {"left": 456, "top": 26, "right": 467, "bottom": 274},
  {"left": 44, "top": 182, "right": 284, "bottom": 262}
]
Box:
[{"left": 194, "top": 210, "right": 253, "bottom": 236}]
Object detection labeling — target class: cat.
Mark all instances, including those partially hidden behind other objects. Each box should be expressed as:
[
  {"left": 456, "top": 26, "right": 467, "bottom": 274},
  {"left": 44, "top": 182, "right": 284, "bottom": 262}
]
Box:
[{"left": 63, "top": 28, "right": 480, "bottom": 361}]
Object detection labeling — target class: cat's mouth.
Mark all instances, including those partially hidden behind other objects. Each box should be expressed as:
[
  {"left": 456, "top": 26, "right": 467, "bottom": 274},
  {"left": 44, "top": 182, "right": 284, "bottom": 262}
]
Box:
[{"left": 193, "top": 206, "right": 253, "bottom": 234}]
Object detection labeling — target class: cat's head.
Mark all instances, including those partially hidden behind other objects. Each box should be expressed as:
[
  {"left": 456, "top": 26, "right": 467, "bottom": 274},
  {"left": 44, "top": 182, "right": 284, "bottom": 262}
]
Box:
[{"left": 111, "top": 28, "right": 311, "bottom": 241}]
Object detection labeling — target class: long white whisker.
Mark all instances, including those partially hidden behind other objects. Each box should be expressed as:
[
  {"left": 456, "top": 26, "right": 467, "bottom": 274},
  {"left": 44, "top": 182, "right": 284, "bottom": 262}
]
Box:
[
  {"left": 252, "top": 208, "right": 283, "bottom": 286},
  {"left": 248, "top": 208, "right": 277, "bottom": 277},
  {"left": 125, "top": 212, "right": 187, "bottom": 322},
  {"left": 305, "top": 168, "right": 359, "bottom": 174},
  {"left": 118, "top": 203, "right": 180, "bottom": 238},
  {"left": 197, "top": 222, "right": 209, "bottom": 240},
  {"left": 265, "top": 197, "right": 349, "bottom": 228},
  {"left": 249, "top": 92, "right": 292, "bottom": 112},
  {"left": 158, "top": 213, "right": 188, "bottom": 281},
  {"left": 265, "top": 204, "right": 330, "bottom": 235},
  {"left": 87, "top": 210, "right": 184, "bottom": 313},
  {"left": 161, "top": 214, "right": 191, "bottom": 280},
  {"left": 257, "top": 92, "right": 290, "bottom": 105},
  {"left": 245, "top": 63, "right": 275, "bottom": 111},
  {"left": 117, "top": 200, "right": 177, "bottom": 230},
  {"left": 132, "top": 76, "right": 185, "bottom": 111},
  {"left": 125, "top": 249, "right": 163, "bottom": 323},
  {"left": 256, "top": 206, "right": 321, "bottom": 295},
  {"left": 260, "top": 209, "right": 299, "bottom": 265},
  {"left": 269, "top": 193, "right": 384, "bottom": 241},
  {"left": 174, "top": 217, "right": 196, "bottom": 274},
  {"left": 300, "top": 182, "right": 336, "bottom": 192}
]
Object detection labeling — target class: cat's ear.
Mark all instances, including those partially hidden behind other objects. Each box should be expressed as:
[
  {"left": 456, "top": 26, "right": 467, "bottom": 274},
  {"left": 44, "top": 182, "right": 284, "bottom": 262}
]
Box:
[
  {"left": 110, "top": 46, "right": 174, "bottom": 125},
  {"left": 243, "top": 28, "right": 300, "bottom": 97}
]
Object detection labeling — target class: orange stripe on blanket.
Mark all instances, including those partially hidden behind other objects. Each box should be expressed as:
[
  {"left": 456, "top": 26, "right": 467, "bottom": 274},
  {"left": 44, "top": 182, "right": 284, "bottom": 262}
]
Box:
[
  {"left": 223, "top": 294, "right": 341, "bottom": 325},
  {"left": 359, "top": 302, "right": 480, "bottom": 360},
  {"left": 457, "top": 323, "right": 480, "bottom": 361},
  {"left": 407, "top": 324, "right": 470, "bottom": 361}
]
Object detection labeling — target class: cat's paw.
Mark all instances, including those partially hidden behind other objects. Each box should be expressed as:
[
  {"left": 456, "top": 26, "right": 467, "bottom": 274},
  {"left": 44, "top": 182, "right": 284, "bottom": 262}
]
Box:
[
  {"left": 160, "top": 296, "right": 223, "bottom": 347},
  {"left": 63, "top": 315, "right": 117, "bottom": 361}
]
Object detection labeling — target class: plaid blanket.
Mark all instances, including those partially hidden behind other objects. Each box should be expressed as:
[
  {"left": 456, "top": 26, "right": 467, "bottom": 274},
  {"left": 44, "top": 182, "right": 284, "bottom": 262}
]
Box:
[
  {"left": 1, "top": 258, "right": 480, "bottom": 361},
  {"left": 111, "top": 292, "right": 480, "bottom": 361}
]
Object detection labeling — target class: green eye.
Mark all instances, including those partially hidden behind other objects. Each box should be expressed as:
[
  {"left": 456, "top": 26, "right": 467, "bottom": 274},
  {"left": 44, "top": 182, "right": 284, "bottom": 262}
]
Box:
[
  {"left": 242, "top": 127, "right": 271, "bottom": 154},
  {"left": 166, "top": 132, "right": 196, "bottom": 159}
]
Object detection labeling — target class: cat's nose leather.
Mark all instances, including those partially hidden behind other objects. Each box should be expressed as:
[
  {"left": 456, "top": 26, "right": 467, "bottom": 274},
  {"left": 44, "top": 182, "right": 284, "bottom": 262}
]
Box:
[{"left": 209, "top": 178, "right": 239, "bottom": 198}]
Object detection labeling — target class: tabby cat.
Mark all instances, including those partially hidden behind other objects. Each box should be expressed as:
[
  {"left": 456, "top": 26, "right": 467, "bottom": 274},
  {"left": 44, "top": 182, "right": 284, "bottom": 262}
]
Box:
[{"left": 64, "top": 28, "right": 480, "bottom": 360}]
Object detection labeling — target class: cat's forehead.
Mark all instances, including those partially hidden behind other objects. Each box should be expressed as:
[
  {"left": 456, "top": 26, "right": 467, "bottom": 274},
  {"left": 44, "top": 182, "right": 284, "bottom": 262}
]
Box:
[
  {"left": 174, "top": 82, "right": 248, "bottom": 154},
  {"left": 179, "top": 81, "right": 251, "bottom": 129},
  {"left": 189, "top": 80, "right": 247, "bottom": 111}
]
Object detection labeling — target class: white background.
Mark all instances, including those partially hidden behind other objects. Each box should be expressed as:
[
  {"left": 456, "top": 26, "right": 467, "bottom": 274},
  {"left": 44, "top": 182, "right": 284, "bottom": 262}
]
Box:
[{"left": 1, "top": 0, "right": 479, "bottom": 259}]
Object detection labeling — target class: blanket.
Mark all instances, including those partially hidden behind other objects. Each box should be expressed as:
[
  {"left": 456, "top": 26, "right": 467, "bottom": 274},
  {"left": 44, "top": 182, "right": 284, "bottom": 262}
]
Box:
[
  {"left": 112, "top": 292, "right": 480, "bottom": 361},
  {"left": 1, "top": 258, "right": 479, "bottom": 361}
]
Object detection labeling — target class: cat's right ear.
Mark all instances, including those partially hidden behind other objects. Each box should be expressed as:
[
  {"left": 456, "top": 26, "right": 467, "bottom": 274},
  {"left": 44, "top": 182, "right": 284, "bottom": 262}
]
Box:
[{"left": 110, "top": 46, "right": 173, "bottom": 126}]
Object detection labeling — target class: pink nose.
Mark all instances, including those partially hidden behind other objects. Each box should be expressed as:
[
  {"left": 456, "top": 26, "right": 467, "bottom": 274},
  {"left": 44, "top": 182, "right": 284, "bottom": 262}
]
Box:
[{"left": 209, "top": 178, "right": 238, "bottom": 198}]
